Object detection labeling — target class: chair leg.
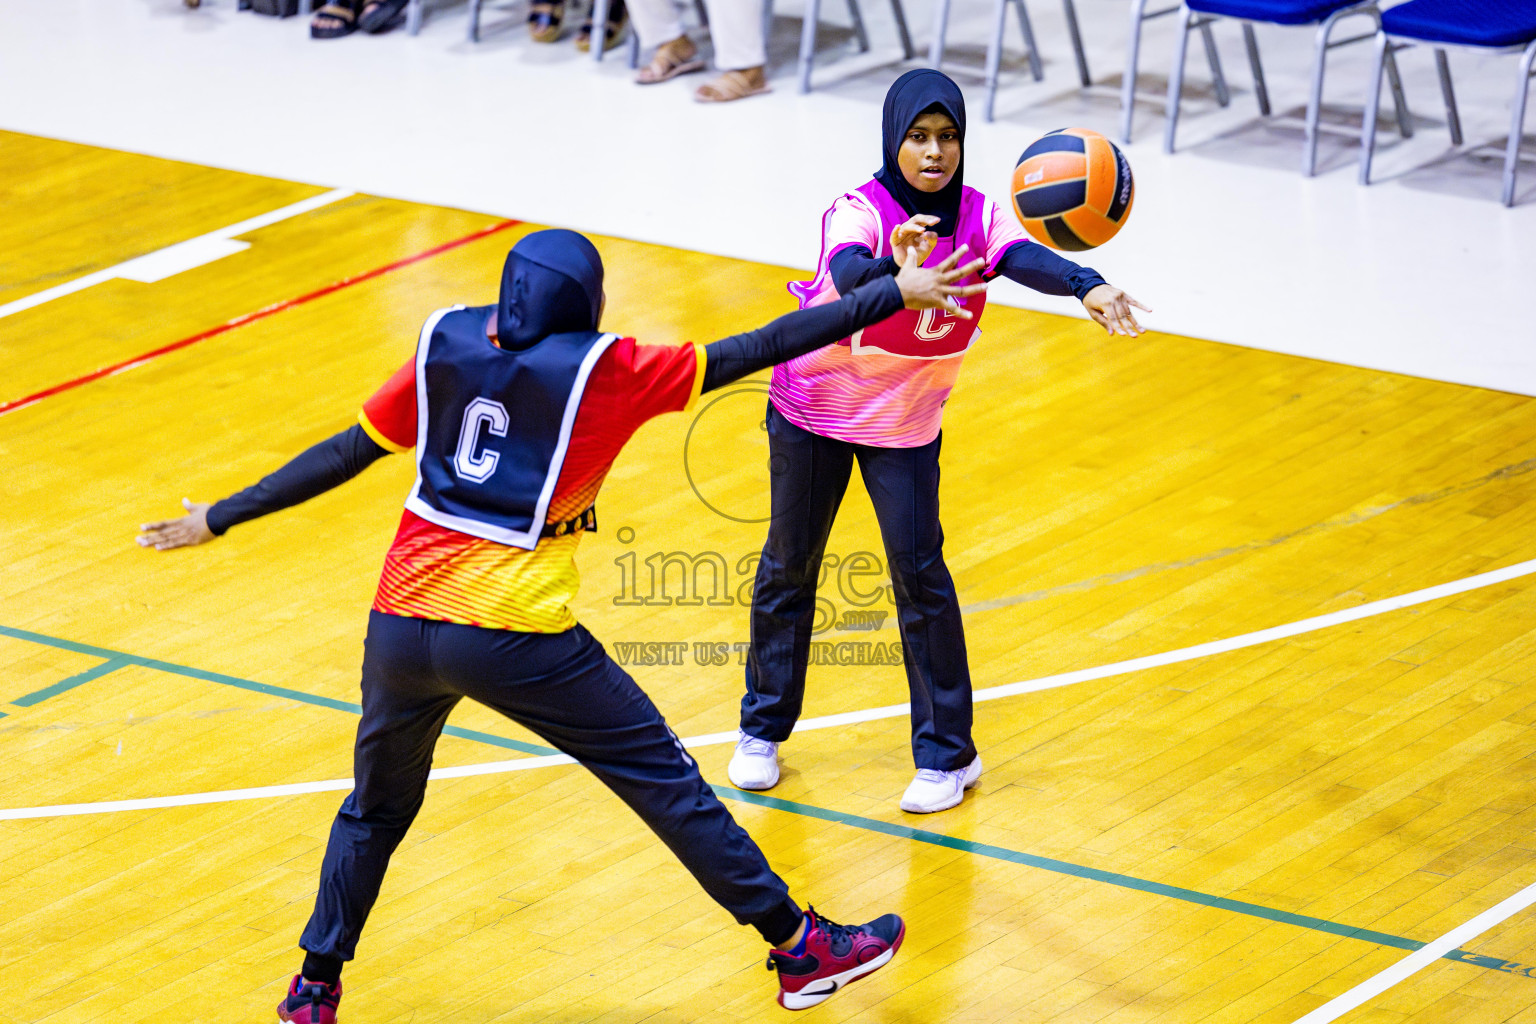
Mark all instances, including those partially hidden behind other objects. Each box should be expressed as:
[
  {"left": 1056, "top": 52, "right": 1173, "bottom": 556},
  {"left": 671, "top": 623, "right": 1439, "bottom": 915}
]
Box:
[
  {"left": 1012, "top": 0, "right": 1042, "bottom": 82},
  {"left": 1358, "top": 31, "right": 1390, "bottom": 186},
  {"left": 885, "top": 0, "right": 913, "bottom": 59},
  {"left": 406, "top": 0, "right": 422, "bottom": 35},
  {"left": 845, "top": 0, "right": 870, "bottom": 54},
  {"left": 467, "top": 0, "right": 481, "bottom": 41},
  {"left": 628, "top": 28, "right": 640, "bottom": 68},
  {"left": 1062, "top": 0, "right": 1090, "bottom": 87},
  {"left": 928, "top": 0, "right": 950, "bottom": 69},
  {"left": 1121, "top": 0, "right": 1149, "bottom": 143},
  {"left": 1382, "top": 35, "right": 1413, "bottom": 137},
  {"left": 1435, "top": 48, "right": 1461, "bottom": 146},
  {"left": 1505, "top": 39, "right": 1536, "bottom": 206},
  {"left": 592, "top": 0, "right": 610, "bottom": 60},
  {"left": 984, "top": 0, "right": 1011, "bottom": 122},
  {"left": 1165, "top": 6, "right": 1196, "bottom": 154},
  {"left": 798, "top": 0, "right": 822, "bottom": 92},
  {"left": 1302, "top": 7, "right": 1342, "bottom": 176},
  {"left": 1242, "top": 22, "right": 1269, "bottom": 116},
  {"left": 763, "top": 0, "right": 774, "bottom": 48},
  {"left": 1199, "top": 20, "right": 1230, "bottom": 107}
]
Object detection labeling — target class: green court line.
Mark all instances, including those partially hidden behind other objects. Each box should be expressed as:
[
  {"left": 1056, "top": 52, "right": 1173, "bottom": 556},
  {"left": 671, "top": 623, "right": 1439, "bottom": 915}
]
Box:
[
  {"left": 13, "top": 655, "right": 132, "bottom": 706},
  {"left": 2, "top": 622, "right": 1529, "bottom": 979},
  {"left": 0, "top": 623, "right": 556, "bottom": 756},
  {"left": 710, "top": 788, "right": 1536, "bottom": 979}
]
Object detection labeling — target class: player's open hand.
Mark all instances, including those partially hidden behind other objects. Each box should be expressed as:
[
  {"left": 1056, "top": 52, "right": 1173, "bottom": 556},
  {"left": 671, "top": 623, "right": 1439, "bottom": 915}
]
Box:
[
  {"left": 890, "top": 214, "right": 939, "bottom": 266},
  {"left": 1082, "top": 285, "right": 1151, "bottom": 337},
  {"left": 894, "top": 244, "right": 988, "bottom": 319},
  {"left": 137, "top": 498, "right": 216, "bottom": 551}
]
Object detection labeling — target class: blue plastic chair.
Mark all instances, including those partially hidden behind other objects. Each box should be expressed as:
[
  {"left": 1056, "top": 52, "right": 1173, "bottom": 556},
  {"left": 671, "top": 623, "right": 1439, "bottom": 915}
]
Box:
[
  {"left": 1359, "top": 0, "right": 1536, "bottom": 206},
  {"left": 1165, "top": 0, "right": 1412, "bottom": 176}
]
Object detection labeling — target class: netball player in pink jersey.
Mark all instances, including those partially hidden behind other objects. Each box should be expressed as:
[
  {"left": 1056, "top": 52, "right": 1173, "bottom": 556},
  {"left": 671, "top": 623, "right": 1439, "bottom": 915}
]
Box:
[{"left": 729, "top": 69, "right": 1149, "bottom": 813}]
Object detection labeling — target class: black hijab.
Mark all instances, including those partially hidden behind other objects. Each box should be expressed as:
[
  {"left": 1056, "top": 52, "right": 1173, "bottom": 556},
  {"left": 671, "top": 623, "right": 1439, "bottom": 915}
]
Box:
[
  {"left": 496, "top": 228, "right": 605, "bottom": 349},
  {"left": 873, "top": 69, "right": 967, "bottom": 238}
]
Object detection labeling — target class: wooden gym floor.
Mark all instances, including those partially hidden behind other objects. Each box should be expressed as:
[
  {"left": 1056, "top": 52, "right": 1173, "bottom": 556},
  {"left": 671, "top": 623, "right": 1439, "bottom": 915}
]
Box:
[{"left": 3, "top": 130, "right": 1536, "bottom": 1024}]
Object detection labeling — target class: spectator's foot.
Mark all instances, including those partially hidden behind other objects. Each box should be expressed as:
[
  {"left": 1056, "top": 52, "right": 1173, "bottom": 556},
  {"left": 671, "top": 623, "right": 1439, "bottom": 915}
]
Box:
[
  {"left": 527, "top": 0, "right": 564, "bottom": 42},
  {"left": 310, "top": 0, "right": 359, "bottom": 37},
  {"left": 694, "top": 67, "right": 771, "bottom": 102},
  {"left": 575, "top": 0, "right": 627, "bottom": 52},
  {"left": 358, "top": 0, "right": 408, "bottom": 32},
  {"left": 635, "top": 34, "right": 706, "bottom": 84}
]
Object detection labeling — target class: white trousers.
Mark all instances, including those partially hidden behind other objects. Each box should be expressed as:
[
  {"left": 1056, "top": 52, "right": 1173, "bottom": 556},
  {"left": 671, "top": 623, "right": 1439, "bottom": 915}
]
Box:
[{"left": 626, "top": 0, "right": 766, "bottom": 71}]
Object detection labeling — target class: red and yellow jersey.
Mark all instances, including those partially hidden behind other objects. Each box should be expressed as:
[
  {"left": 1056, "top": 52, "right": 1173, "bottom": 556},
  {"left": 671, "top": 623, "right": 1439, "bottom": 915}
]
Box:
[{"left": 359, "top": 337, "right": 706, "bottom": 632}]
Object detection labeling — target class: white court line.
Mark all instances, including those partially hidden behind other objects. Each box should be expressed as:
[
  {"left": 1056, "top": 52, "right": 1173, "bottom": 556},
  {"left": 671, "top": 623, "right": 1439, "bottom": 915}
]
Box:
[
  {"left": 0, "top": 188, "right": 353, "bottom": 320},
  {"left": 3, "top": 555, "right": 1534, "bottom": 822},
  {"left": 711, "top": 554, "right": 1536, "bottom": 734},
  {"left": 0, "top": 753, "right": 577, "bottom": 822},
  {"left": 1289, "top": 879, "right": 1536, "bottom": 1024}
]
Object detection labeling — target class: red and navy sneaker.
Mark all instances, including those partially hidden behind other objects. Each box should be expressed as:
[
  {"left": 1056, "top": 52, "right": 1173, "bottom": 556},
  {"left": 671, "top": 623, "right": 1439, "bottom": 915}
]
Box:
[
  {"left": 276, "top": 975, "right": 341, "bottom": 1024},
  {"left": 766, "top": 906, "right": 905, "bottom": 1010}
]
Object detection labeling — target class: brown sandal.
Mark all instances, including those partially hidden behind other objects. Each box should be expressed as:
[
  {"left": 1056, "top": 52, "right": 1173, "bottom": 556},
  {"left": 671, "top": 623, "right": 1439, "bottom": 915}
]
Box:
[
  {"left": 693, "top": 68, "right": 771, "bottom": 103},
  {"left": 636, "top": 35, "right": 706, "bottom": 84},
  {"left": 575, "top": 0, "right": 627, "bottom": 53},
  {"left": 528, "top": 0, "right": 563, "bottom": 43},
  {"left": 310, "top": 0, "right": 359, "bottom": 37}
]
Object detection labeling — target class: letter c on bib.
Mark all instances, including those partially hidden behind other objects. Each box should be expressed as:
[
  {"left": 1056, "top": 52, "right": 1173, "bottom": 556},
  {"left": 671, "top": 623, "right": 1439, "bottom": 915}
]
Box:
[
  {"left": 915, "top": 307, "right": 957, "bottom": 342},
  {"left": 454, "top": 397, "right": 509, "bottom": 483}
]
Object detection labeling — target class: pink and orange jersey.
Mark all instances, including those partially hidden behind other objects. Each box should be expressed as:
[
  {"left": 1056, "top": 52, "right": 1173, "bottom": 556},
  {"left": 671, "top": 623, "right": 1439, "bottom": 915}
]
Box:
[
  {"left": 358, "top": 338, "right": 706, "bottom": 632},
  {"left": 773, "top": 179, "right": 1031, "bottom": 448}
]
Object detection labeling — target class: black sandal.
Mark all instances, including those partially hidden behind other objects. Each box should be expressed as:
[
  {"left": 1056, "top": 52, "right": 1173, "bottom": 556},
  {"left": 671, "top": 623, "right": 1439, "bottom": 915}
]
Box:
[
  {"left": 310, "top": 0, "right": 359, "bottom": 37},
  {"left": 575, "top": 0, "right": 626, "bottom": 53},
  {"left": 358, "top": 0, "right": 408, "bottom": 32},
  {"left": 528, "top": 0, "right": 564, "bottom": 42}
]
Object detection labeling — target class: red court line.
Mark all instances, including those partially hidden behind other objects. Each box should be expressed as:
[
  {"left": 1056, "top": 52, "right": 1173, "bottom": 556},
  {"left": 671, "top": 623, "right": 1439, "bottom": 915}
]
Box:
[{"left": 0, "top": 218, "right": 523, "bottom": 418}]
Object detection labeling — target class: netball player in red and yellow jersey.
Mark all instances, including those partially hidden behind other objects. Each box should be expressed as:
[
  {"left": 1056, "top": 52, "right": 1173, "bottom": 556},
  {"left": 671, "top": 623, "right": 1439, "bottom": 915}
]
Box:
[
  {"left": 138, "top": 229, "right": 986, "bottom": 1021},
  {"left": 355, "top": 308, "right": 700, "bottom": 634}
]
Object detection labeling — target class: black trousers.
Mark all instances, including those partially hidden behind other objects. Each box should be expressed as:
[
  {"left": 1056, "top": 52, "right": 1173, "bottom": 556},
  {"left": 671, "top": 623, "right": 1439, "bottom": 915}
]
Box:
[
  {"left": 740, "top": 402, "right": 977, "bottom": 772},
  {"left": 300, "top": 611, "right": 801, "bottom": 963}
]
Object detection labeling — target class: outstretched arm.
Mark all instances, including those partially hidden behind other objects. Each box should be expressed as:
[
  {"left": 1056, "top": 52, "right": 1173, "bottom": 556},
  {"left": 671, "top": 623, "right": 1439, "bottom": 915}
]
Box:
[
  {"left": 702, "top": 246, "right": 988, "bottom": 393},
  {"left": 136, "top": 423, "right": 391, "bottom": 551},
  {"left": 990, "top": 240, "right": 1105, "bottom": 298},
  {"left": 829, "top": 220, "right": 1147, "bottom": 335},
  {"left": 991, "top": 241, "right": 1150, "bottom": 337}
]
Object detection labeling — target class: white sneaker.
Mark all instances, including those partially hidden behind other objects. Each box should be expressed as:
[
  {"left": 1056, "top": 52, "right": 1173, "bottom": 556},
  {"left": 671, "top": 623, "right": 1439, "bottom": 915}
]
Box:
[
  {"left": 727, "top": 732, "right": 781, "bottom": 790},
  {"left": 899, "top": 755, "right": 982, "bottom": 813}
]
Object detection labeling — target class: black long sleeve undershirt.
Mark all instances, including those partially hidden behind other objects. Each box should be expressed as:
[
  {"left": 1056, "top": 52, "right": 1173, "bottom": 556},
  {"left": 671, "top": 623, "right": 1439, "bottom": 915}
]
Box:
[
  {"left": 206, "top": 423, "right": 388, "bottom": 535},
  {"left": 828, "top": 240, "right": 1107, "bottom": 301},
  {"left": 207, "top": 277, "right": 903, "bottom": 534},
  {"left": 700, "top": 276, "right": 904, "bottom": 393}
]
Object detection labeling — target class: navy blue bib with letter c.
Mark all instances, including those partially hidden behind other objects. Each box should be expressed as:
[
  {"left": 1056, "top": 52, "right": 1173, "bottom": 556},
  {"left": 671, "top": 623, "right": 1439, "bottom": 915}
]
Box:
[{"left": 404, "top": 304, "right": 617, "bottom": 549}]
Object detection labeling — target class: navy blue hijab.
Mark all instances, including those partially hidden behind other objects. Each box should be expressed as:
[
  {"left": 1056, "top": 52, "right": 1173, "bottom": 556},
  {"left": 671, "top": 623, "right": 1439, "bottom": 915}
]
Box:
[
  {"left": 873, "top": 69, "right": 967, "bottom": 238},
  {"left": 496, "top": 228, "right": 605, "bottom": 349}
]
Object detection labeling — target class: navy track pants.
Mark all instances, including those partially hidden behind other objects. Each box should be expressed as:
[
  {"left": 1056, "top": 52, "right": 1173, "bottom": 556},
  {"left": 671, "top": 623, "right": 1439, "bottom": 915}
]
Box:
[
  {"left": 300, "top": 610, "right": 799, "bottom": 962},
  {"left": 740, "top": 402, "right": 977, "bottom": 772}
]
